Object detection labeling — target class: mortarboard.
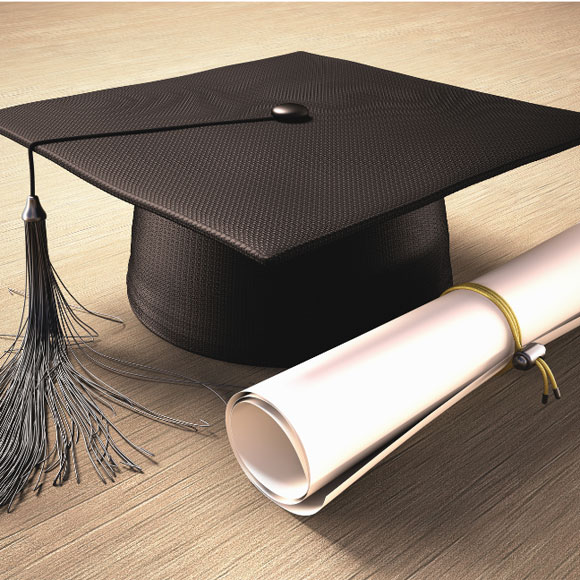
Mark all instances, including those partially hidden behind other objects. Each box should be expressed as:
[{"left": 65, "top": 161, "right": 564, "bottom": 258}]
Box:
[{"left": 1, "top": 51, "right": 580, "bottom": 507}]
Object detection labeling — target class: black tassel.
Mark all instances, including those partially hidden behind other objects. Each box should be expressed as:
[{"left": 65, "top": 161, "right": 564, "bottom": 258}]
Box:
[{"left": 0, "top": 195, "right": 212, "bottom": 511}]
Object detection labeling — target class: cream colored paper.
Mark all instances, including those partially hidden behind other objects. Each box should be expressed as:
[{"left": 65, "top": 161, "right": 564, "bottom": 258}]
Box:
[{"left": 226, "top": 224, "right": 580, "bottom": 515}]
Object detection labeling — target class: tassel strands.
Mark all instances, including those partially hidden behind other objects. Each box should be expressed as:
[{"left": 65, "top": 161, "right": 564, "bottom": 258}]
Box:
[
  {"left": 0, "top": 114, "right": 285, "bottom": 511},
  {"left": 0, "top": 195, "right": 208, "bottom": 511}
]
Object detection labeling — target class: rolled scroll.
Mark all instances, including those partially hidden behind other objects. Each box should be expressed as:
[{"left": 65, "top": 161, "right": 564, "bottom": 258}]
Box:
[{"left": 226, "top": 224, "right": 580, "bottom": 515}]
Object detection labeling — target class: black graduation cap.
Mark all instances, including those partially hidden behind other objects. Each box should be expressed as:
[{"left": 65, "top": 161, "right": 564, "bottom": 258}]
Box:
[
  {"left": 2, "top": 50, "right": 580, "bottom": 510},
  {"left": 2, "top": 50, "right": 580, "bottom": 369}
]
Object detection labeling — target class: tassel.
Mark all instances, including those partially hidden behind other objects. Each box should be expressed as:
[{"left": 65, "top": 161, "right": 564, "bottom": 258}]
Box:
[{"left": 0, "top": 195, "right": 210, "bottom": 511}]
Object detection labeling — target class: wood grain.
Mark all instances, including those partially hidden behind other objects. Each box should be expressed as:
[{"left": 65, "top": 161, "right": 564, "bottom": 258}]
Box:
[{"left": 0, "top": 3, "right": 579, "bottom": 579}]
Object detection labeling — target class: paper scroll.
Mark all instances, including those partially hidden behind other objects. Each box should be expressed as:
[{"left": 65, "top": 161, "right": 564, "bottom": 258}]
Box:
[{"left": 226, "top": 224, "right": 580, "bottom": 515}]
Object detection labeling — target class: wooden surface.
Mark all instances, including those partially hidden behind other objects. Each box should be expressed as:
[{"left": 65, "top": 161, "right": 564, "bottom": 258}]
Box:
[{"left": 1, "top": 3, "right": 580, "bottom": 579}]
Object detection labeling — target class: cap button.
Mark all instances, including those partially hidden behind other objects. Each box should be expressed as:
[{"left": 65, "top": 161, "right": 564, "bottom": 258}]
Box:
[{"left": 271, "top": 103, "right": 310, "bottom": 122}]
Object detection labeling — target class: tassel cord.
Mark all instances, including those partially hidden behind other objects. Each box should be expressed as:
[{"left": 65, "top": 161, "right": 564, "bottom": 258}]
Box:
[{"left": 1, "top": 116, "right": 280, "bottom": 510}]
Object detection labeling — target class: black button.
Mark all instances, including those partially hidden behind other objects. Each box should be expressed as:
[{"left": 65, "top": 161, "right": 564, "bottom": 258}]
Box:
[{"left": 271, "top": 103, "right": 310, "bottom": 122}]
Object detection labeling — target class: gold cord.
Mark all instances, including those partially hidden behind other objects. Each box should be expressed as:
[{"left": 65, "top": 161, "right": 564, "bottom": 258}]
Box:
[{"left": 442, "top": 282, "right": 560, "bottom": 404}]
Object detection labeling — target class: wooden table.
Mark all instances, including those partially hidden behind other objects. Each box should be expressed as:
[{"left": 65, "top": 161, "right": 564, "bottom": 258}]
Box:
[{"left": 1, "top": 3, "right": 579, "bottom": 578}]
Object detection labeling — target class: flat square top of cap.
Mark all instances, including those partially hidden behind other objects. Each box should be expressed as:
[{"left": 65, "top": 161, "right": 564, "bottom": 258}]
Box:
[{"left": 1, "top": 52, "right": 580, "bottom": 263}]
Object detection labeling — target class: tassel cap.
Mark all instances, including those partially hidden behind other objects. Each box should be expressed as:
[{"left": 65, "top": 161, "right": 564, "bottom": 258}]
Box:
[{"left": 21, "top": 195, "right": 47, "bottom": 222}]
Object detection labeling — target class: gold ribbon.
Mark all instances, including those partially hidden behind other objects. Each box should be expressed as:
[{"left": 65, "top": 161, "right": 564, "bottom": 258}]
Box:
[{"left": 442, "top": 282, "right": 560, "bottom": 404}]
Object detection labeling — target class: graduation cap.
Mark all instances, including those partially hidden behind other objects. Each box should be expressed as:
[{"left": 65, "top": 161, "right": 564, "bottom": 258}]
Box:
[{"left": 1, "top": 51, "right": 580, "bottom": 507}]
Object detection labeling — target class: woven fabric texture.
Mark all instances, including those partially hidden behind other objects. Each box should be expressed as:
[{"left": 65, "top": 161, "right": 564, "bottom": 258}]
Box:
[
  {"left": 127, "top": 201, "right": 451, "bottom": 366},
  {"left": 1, "top": 51, "right": 580, "bottom": 263}
]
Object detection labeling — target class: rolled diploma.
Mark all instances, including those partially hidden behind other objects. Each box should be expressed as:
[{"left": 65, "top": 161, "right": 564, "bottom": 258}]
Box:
[{"left": 226, "top": 224, "right": 580, "bottom": 515}]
